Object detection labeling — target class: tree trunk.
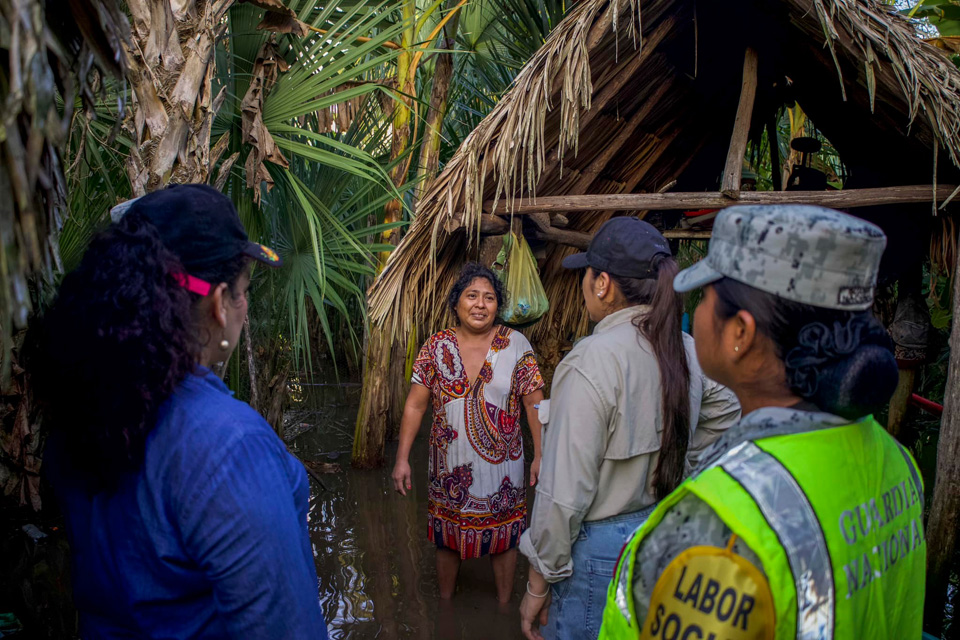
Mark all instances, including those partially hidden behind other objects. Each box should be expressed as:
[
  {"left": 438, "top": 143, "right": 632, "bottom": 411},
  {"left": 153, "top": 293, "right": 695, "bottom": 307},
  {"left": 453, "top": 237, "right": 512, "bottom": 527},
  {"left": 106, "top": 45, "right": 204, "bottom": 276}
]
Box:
[
  {"left": 378, "top": 0, "right": 417, "bottom": 263},
  {"left": 123, "top": 0, "right": 233, "bottom": 195},
  {"left": 353, "top": 321, "right": 393, "bottom": 468},
  {"left": 0, "top": 344, "right": 41, "bottom": 510},
  {"left": 924, "top": 240, "right": 960, "bottom": 634},
  {"left": 0, "top": 0, "right": 130, "bottom": 510},
  {"left": 255, "top": 337, "right": 290, "bottom": 439},
  {"left": 354, "top": 0, "right": 418, "bottom": 466},
  {"left": 244, "top": 319, "right": 259, "bottom": 413},
  {"left": 414, "top": 5, "right": 461, "bottom": 205}
]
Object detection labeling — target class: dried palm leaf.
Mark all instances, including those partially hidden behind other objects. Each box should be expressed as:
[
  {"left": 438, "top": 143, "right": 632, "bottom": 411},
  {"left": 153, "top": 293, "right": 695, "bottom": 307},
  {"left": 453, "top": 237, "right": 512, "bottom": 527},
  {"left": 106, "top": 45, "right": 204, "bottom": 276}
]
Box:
[
  {"left": 0, "top": 0, "right": 130, "bottom": 509},
  {"left": 242, "top": 41, "right": 291, "bottom": 203}
]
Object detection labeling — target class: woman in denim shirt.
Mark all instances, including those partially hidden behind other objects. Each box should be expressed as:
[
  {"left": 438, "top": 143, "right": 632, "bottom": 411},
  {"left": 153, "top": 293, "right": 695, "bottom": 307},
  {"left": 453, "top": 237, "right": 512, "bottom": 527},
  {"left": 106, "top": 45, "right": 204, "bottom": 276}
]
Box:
[{"left": 29, "top": 185, "right": 327, "bottom": 639}]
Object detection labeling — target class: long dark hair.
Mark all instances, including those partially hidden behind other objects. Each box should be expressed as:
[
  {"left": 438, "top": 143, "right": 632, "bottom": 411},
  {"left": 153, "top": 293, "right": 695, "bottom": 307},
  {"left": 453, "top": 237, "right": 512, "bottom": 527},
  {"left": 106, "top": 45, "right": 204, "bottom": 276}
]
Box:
[
  {"left": 26, "top": 211, "right": 248, "bottom": 488},
  {"left": 712, "top": 277, "right": 898, "bottom": 419},
  {"left": 447, "top": 262, "right": 505, "bottom": 325},
  {"left": 607, "top": 253, "right": 690, "bottom": 500}
]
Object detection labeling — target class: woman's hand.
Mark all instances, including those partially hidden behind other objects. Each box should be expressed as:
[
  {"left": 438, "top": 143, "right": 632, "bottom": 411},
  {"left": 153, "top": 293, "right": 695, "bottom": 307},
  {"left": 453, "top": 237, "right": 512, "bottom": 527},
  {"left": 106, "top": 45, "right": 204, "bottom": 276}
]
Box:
[
  {"left": 392, "top": 459, "right": 412, "bottom": 496},
  {"left": 519, "top": 588, "right": 551, "bottom": 640},
  {"left": 393, "top": 384, "right": 430, "bottom": 496},
  {"left": 530, "top": 455, "right": 542, "bottom": 487}
]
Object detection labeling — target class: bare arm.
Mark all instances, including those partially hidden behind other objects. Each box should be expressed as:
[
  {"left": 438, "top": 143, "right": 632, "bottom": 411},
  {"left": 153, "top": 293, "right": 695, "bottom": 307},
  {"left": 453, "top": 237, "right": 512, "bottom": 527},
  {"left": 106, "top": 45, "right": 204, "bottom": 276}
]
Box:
[
  {"left": 391, "top": 383, "right": 431, "bottom": 496},
  {"left": 523, "top": 389, "right": 545, "bottom": 485}
]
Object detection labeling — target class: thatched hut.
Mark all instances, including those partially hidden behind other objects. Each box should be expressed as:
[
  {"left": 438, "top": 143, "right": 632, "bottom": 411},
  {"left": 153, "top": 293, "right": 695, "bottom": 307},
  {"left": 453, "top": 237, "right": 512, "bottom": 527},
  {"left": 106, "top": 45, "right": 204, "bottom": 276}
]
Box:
[{"left": 358, "top": 0, "right": 960, "bottom": 630}]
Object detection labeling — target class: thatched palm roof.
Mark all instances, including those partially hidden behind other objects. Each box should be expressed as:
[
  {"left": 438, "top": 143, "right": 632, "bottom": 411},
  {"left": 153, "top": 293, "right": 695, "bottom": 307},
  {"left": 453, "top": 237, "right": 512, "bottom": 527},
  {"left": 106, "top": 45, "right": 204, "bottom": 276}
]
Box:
[{"left": 369, "top": 0, "right": 960, "bottom": 366}]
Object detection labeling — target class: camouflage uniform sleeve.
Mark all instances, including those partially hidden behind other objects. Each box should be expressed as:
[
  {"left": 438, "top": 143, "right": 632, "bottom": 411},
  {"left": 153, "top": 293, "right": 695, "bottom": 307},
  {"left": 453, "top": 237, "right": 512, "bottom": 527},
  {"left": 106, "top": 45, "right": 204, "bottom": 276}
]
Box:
[{"left": 631, "top": 494, "right": 765, "bottom": 623}]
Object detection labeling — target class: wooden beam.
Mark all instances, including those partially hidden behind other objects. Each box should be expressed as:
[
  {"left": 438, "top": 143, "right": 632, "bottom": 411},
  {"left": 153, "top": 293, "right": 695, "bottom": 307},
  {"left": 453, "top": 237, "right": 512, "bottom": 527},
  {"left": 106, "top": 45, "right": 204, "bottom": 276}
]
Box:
[
  {"left": 483, "top": 185, "right": 959, "bottom": 215},
  {"left": 721, "top": 47, "right": 759, "bottom": 199},
  {"left": 925, "top": 241, "right": 960, "bottom": 633},
  {"left": 520, "top": 226, "right": 710, "bottom": 249}
]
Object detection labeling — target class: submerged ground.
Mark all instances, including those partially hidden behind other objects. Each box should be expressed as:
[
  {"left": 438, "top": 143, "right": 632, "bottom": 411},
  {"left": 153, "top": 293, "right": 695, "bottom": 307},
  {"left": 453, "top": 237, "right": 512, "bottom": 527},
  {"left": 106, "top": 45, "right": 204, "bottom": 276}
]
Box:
[{"left": 291, "top": 379, "right": 528, "bottom": 639}]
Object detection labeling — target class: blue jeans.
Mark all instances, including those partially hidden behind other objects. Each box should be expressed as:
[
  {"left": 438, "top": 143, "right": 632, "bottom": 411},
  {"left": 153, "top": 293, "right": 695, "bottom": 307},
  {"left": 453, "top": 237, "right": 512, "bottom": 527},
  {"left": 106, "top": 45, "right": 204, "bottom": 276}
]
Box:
[{"left": 543, "top": 506, "right": 656, "bottom": 640}]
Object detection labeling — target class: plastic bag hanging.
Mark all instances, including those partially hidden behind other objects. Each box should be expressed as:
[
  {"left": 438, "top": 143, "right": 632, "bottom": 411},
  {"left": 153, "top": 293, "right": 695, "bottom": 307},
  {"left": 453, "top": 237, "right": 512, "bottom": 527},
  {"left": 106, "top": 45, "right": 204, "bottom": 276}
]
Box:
[{"left": 493, "top": 232, "right": 550, "bottom": 325}]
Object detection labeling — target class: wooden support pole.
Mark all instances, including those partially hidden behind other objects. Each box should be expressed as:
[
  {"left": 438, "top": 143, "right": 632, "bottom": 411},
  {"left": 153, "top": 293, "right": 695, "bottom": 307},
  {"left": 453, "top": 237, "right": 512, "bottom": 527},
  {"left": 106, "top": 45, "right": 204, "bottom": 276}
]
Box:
[
  {"left": 721, "top": 48, "right": 759, "bottom": 199},
  {"left": 924, "top": 239, "right": 960, "bottom": 633},
  {"left": 886, "top": 368, "right": 916, "bottom": 438},
  {"left": 767, "top": 114, "right": 782, "bottom": 192},
  {"left": 481, "top": 185, "right": 958, "bottom": 216}
]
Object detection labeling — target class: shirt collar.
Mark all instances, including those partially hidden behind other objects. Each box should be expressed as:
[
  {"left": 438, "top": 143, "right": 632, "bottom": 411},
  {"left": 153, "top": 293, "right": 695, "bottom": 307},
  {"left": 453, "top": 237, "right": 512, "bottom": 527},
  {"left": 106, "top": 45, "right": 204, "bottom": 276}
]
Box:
[
  {"left": 190, "top": 365, "right": 235, "bottom": 397},
  {"left": 736, "top": 405, "right": 849, "bottom": 433},
  {"left": 593, "top": 305, "right": 652, "bottom": 334}
]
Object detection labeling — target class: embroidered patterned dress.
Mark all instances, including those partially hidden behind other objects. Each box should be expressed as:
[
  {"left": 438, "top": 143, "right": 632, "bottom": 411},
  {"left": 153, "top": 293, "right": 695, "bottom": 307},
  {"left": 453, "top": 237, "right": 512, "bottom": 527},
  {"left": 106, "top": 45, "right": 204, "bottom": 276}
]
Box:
[{"left": 412, "top": 325, "right": 544, "bottom": 559}]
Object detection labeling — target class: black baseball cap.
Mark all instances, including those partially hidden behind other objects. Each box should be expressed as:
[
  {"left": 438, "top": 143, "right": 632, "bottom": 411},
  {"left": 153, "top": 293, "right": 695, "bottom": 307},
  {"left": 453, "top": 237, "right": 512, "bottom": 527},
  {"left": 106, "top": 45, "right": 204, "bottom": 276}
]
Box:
[
  {"left": 119, "top": 184, "right": 282, "bottom": 271},
  {"left": 562, "top": 217, "right": 670, "bottom": 278}
]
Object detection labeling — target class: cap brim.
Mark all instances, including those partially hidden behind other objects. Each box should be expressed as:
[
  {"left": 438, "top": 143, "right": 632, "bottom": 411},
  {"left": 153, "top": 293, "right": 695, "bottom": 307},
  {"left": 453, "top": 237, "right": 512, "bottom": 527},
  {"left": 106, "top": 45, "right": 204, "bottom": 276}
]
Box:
[
  {"left": 243, "top": 242, "right": 283, "bottom": 268},
  {"left": 673, "top": 259, "right": 722, "bottom": 293},
  {"left": 562, "top": 253, "right": 590, "bottom": 270}
]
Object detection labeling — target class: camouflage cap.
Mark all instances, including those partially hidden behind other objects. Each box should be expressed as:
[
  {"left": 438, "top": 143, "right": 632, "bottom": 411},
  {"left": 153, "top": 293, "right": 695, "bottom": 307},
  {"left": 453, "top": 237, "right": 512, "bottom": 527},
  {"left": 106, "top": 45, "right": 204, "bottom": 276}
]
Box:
[{"left": 673, "top": 205, "right": 887, "bottom": 310}]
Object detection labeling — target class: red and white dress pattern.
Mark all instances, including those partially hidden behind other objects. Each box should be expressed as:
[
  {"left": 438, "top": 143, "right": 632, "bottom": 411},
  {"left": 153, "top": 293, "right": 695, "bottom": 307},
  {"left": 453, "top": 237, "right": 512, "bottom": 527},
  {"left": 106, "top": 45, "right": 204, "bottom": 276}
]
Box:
[{"left": 412, "top": 325, "right": 544, "bottom": 559}]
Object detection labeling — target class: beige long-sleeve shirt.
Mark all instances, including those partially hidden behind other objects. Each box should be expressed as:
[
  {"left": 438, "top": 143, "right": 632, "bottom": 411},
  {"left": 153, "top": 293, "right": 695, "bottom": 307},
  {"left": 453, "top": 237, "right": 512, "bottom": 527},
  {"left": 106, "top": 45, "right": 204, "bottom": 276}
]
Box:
[{"left": 518, "top": 305, "right": 740, "bottom": 583}]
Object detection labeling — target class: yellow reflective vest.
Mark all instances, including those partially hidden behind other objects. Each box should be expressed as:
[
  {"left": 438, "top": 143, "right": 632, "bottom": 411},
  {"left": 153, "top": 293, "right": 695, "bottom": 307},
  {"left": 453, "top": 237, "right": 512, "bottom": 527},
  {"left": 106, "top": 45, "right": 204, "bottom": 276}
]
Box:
[{"left": 600, "top": 415, "right": 925, "bottom": 640}]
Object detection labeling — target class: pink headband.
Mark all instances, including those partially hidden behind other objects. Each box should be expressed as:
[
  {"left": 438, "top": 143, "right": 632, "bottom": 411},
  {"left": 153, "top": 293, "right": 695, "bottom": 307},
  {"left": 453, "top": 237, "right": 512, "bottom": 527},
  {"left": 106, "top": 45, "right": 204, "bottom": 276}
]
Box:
[{"left": 172, "top": 273, "right": 213, "bottom": 296}]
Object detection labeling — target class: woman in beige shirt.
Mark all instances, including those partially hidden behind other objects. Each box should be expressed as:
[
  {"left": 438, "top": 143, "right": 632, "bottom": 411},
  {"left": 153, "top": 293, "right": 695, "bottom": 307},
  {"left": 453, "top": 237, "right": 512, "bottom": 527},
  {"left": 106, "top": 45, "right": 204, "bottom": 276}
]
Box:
[{"left": 518, "top": 218, "right": 740, "bottom": 640}]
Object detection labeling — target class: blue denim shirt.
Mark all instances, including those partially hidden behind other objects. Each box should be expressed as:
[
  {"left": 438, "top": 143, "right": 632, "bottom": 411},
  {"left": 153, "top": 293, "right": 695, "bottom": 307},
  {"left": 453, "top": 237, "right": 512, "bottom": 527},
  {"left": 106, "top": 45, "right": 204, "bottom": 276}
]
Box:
[{"left": 48, "top": 367, "right": 328, "bottom": 639}]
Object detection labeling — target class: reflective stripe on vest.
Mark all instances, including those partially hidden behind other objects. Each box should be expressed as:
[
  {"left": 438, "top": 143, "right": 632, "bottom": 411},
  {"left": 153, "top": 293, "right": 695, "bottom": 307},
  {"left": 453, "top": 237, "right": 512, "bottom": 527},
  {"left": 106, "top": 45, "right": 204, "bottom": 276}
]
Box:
[
  {"left": 715, "top": 441, "right": 834, "bottom": 640},
  {"left": 614, "top": 541, "right": 635, "bottom": 625}
]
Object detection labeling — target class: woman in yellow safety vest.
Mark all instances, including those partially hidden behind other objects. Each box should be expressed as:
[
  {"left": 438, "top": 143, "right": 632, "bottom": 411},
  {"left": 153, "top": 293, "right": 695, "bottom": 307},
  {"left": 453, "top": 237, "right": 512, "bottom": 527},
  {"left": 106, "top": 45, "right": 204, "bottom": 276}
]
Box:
[{"left": 600, "top": 205, "right": 926, "bottom": 640}]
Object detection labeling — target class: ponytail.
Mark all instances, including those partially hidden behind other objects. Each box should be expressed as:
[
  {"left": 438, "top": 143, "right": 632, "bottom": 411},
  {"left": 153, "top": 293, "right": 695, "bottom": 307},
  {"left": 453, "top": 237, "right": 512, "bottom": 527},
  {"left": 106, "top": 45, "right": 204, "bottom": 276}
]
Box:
[{"left": 610, "top": 254, "right": 691, "bottom": 500}]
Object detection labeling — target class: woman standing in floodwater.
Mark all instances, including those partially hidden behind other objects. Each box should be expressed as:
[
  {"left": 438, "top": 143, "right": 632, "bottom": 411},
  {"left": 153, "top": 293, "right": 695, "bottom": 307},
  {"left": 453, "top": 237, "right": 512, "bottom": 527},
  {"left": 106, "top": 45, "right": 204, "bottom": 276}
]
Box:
[
  {"left": 28, "top": 185, "right": 327, "bottom": 638},
  {"left": 392, "top": 262, "right": 545, "bottom": 603}
]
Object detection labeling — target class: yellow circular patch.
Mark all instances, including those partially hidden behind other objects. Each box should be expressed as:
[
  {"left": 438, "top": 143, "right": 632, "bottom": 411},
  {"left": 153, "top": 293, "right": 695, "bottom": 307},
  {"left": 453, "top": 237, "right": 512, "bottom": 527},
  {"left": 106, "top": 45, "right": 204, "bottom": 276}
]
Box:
[{"left": 640, "top": 540, "right": 774, "bottom": 640}]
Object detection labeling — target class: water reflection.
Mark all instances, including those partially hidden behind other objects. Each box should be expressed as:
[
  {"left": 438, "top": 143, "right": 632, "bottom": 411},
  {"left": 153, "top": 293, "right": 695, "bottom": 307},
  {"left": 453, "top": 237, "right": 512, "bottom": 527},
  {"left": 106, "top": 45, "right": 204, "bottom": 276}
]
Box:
[{"left": 290, "top": 382, "right": 527, "bottom": 639}]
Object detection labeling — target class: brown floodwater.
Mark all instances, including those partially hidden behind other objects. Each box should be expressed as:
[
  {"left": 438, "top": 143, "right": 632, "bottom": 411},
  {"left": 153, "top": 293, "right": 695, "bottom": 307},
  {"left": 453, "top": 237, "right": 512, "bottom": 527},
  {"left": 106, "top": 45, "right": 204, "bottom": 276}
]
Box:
[{"left": 287, "top": 380, "right": 528, "bottom": 640}]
